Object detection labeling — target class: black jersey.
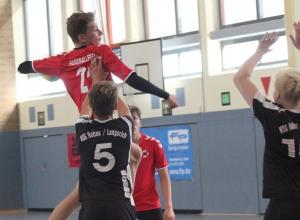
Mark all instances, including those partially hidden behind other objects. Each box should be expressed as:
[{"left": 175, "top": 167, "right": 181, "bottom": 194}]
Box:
[
  {"left": 75, "top": 115, "right": 134, "bottom": 205},
  {"left": 253, "top": 91, "right": 300, "bottom": 200}
]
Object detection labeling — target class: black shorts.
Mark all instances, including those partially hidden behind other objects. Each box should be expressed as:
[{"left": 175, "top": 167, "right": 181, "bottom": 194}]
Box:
[
  {"left": 136, "top": 208, "right": 163, "bottom": 220},
  {"left": 79, "top": 200, "right": 136, "bottom": 220},
  {"left": 264, "top": 199, "right": 300, "bottom": 220}
]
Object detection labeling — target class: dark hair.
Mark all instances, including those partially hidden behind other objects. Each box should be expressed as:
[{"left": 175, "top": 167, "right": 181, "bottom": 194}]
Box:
[
  {"left": 66, "top": 11, "right": 95, "bottom": 43},
  {"left": 88, "top": 81, "right": 118, "bottom": 117},
  {"left": 128, "top": 105, "right": 141, "bottom": 119}
]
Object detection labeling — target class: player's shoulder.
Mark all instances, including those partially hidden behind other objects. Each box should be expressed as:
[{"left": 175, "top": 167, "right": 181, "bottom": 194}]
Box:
[
  {"left": 76, "top": 115, "right": 93, "bottom": 124},
  {"left": 142, "top": 134, "right": 163, "bottom": 147}
]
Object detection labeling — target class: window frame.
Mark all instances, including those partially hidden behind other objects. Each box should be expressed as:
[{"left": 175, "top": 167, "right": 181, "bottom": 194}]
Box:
[
  {"left": 218, "top": 0, "right": 284, "bottom": 29},
  {"left": 143, "top": 0, "right": 199, "bottom": 40},
  {"left": 162, "top": 44, "right": 202, "bottom": 79}
]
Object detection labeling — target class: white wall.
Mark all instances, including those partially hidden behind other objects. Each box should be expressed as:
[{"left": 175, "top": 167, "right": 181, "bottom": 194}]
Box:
[{"left": 14, "top": 0, "right": 295, "bottom": 130}]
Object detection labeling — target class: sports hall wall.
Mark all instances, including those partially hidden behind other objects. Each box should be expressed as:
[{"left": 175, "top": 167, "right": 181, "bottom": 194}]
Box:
[{"left": 1, "top": 0, "right": 300, "bottom": 213}]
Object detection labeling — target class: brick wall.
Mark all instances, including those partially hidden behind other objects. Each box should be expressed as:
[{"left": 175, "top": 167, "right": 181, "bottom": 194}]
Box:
[{"left": 0, "top": 0, "right": 19, "bottom": 131}]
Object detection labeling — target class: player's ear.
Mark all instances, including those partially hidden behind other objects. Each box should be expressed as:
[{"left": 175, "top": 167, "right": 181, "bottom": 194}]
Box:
[{"left": 78, "top": 34, "right": 86, "bottom": 43}]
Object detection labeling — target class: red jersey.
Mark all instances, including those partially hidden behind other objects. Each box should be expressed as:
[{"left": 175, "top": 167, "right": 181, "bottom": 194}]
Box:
[
  {"left": 32, "top": 44, "right": 134, "bottom": 112},
  {"left": 133, "top": 133, "right": 168, "bottom": 211}
]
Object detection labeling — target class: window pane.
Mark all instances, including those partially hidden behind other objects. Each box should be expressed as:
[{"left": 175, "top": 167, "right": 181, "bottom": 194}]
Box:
[
  {"left": 51, "top": 79, "right": 66, "bottom": 93},
  {"left": 50, "top": 0, "right": 63, "bottom": 55},
  {"left": 146, "top": 0, "right": 176, "bottom": 38},
  {"left": 163, "top": 54, "right": 179, "bottom": 77},
  {"left": 110, "top": 0, "right": 126, "bottom": 43},
  {"left": 179, "top": 50, "right": 202, "bottom": 74},
  {"left": 25, "top": 0, "right": 50, "bottom": 60},
  {"left": 28, "top": 76, "right": 53, "bottom": 96},
  {"left": 261, "top": 36, "right": 287, "bottom": 63},
  {"left": 222, "top": 0, "right": 257, "bottom": 25},
  {"left": 261, "top": 0, "right": 284, "bottom": 18},
  {"left": 81, "top": 0, "right": 94, "bottom": 12},
  {"left": 223, "top": 41, "right": 258, "bottom": 69},
  {"left": 179, "top": 0, "right": 199, "bottom": 33}
]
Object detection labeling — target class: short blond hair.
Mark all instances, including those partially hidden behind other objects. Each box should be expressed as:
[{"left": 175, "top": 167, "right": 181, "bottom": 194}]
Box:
[
  {"left": 88, "top": 81, "right": 118, "bottom": 117},
  {"left": 274, "top": 67, "right": 300, "bottom": 104}
]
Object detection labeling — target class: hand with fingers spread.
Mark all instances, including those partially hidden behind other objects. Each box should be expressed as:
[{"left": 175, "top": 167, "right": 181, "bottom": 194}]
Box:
[
  {"left": 289, "top": 21, "right": 300, "bottom": 51},
  {"left": 256, "top": 32, "right": 279, "bottom": 55},
  {"left": 89, "top": 58, "right": 109, "bottom": 85}
]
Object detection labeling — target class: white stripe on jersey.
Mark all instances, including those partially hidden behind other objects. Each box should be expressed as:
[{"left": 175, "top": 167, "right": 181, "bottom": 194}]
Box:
[
  {"left": 121, "top": 116, "right": 133, "bottom": 141},
  {"left": 120, "top": 116, "right": 135, "bottom": 206},
  {"left": 254, "top": 91, "right": 282, "bottom": 111},
  {"left": 76, "top": 115, "right": 92, "bottom": 124},
  {"left": 254, "top": 91, "right": 300, "bottom": 113}
]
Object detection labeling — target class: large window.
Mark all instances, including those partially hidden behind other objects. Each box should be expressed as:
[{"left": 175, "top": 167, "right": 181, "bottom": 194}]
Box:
[
  {"left": 162, "top": 46, "right": 202, "bottom": 79},
  {"left": 216, "top": 0, "right": 286, "bottom": 73},
  {"left": 144, "top": 0, "right": 201, "bottom": 79},
  {"left": 221, "top": 32, "right": 287, "bottom": 71},
  {"left": 24, "top": 0, "right": 65, "bottom": 98},
  {"left": 107, "top": 0, "right": 126, "bottom": 45},
  {"left": 144, "top": 0, "right": 199, "bottom": 39},
  {"left": 220, "top": 0, "right": 284, "bottom": 27}
]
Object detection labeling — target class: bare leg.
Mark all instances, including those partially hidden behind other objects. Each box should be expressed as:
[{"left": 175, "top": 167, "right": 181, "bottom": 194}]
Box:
[{"left": 48, "top": 181, "right": 81, "bottom": 220}]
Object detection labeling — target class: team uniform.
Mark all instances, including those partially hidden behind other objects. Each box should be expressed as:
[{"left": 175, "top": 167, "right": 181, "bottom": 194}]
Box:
[
  {"left": 76, "top": 115, "right": 136, "bottom": 220},
  {"left": 31, "top": 45, "right": 134, "bottom": 112},
  {"left": 133, "top": 133, "right": 168, "bottom": 220},
  {"left": 253, "top": 91, "right": 300, "bottom": 220}
]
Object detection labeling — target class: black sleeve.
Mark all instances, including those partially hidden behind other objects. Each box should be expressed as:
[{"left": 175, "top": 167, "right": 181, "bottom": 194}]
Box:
[
  {"left": 125, "top": 73, "right": 169, "bottom": 100},
  {"left": 18, "top": 61, "right": 36, "bottom": 74}
]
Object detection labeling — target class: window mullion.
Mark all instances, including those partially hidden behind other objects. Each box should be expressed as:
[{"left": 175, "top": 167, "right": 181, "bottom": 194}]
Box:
[
  {"left": 174, "top": 0, "right": 181, "bottom": 34},
  {"left": 256, "top": 0, "right": 263, "bottom": 19},
  {"left": 46, "top": 0, "right": 53, "bottom": 56}
]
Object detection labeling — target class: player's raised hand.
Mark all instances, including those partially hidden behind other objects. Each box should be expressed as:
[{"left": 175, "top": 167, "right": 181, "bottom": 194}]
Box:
[
  {"left": 89, "top": 58, "right": 109, "bottom": 84},
  {"left": 256, "top": 32, "right": 279, "bottom": 55},
  {"left": 167, "top": 94, "right": 179, "bottom": 108},
  {"left": 290, "top": 22, "right": 300, "bottom": 51}
]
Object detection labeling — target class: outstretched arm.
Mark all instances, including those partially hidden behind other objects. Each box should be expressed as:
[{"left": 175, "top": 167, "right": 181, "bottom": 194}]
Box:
[
  {"left": 18, "top": 61, "right": 35, "bottom": 73},
  {"left": 289, "top": 22, "right": 300, "bottom": 51},
  {"left": 129, "top": 142, "right": 142, "bottom": 190},
  {"left": 126, "top": 74, "right": 179, "bottom": 108},
  {"left": 48, "top": 182, "right": 80, "bottom": 220},
  {"left": 158, "top": 168, "right": 175, "bottom": 220},
  {"left": 233, "top": 32, "right": 279, "bottom": 109}
]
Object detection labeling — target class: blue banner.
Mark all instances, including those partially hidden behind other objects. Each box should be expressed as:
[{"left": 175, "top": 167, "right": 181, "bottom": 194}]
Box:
[{"left": 141, "top": 125, "right": 193, "bottom": 180}]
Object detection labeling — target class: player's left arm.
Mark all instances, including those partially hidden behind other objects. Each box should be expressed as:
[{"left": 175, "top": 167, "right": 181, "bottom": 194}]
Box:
[
  {"left": 126, "top": 74, "right": 179, "bottom": 108},
  {"left": 158, "top": 168, "right": 175, "bottom": 220},
  {"left": 233, "top": 32, "right": 279, "bottom": 109}
]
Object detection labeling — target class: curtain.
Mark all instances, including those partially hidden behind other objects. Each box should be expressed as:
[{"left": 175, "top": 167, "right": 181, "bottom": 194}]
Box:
[{"left": 92, "top": 0, "right": 109, "bottom": 45}]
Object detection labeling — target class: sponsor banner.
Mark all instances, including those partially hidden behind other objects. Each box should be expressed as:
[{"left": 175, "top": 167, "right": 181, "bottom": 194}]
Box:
[
  {"left": 141, "top": 125, "right": 193, "bottom": 180},
  {"left": 67, "top": 133, "right": 81, "bottom": 167}
]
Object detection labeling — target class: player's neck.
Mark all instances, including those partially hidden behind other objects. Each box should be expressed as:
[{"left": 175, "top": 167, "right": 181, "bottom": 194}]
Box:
[
  {"left": 74, "top": 42, "right": 87, "bottom": 48},
  {"left": 95, "top": 115, "right": 112, "bottom": 120},
  {"left": 133, "top": 133, "right": 141, "bottom": 145}
]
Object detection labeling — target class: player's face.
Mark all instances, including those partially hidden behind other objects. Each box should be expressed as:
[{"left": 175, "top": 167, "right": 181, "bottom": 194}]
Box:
[
  {"left": 84, "top": 21, "right": 103, "bottom": 46},
  {"left": 131, "top": 112, "right": 142, "bottom": 135}
]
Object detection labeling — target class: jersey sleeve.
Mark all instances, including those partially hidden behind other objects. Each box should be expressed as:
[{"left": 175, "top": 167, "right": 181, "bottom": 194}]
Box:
[
  {"left": 253, "top": 91, "right": 280, "bottom": 130},
  {"left": 100, "top": 45, "right": 135, "bottom": 81},
  {"left": 121, "top": 115, "right": 134, "bottom": 138},
  {"left": 153, "top": 139, "right": 169, "bottom": 170},
  {"left": 32, "top": 54, "right": 65, "bottom": 76}
]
